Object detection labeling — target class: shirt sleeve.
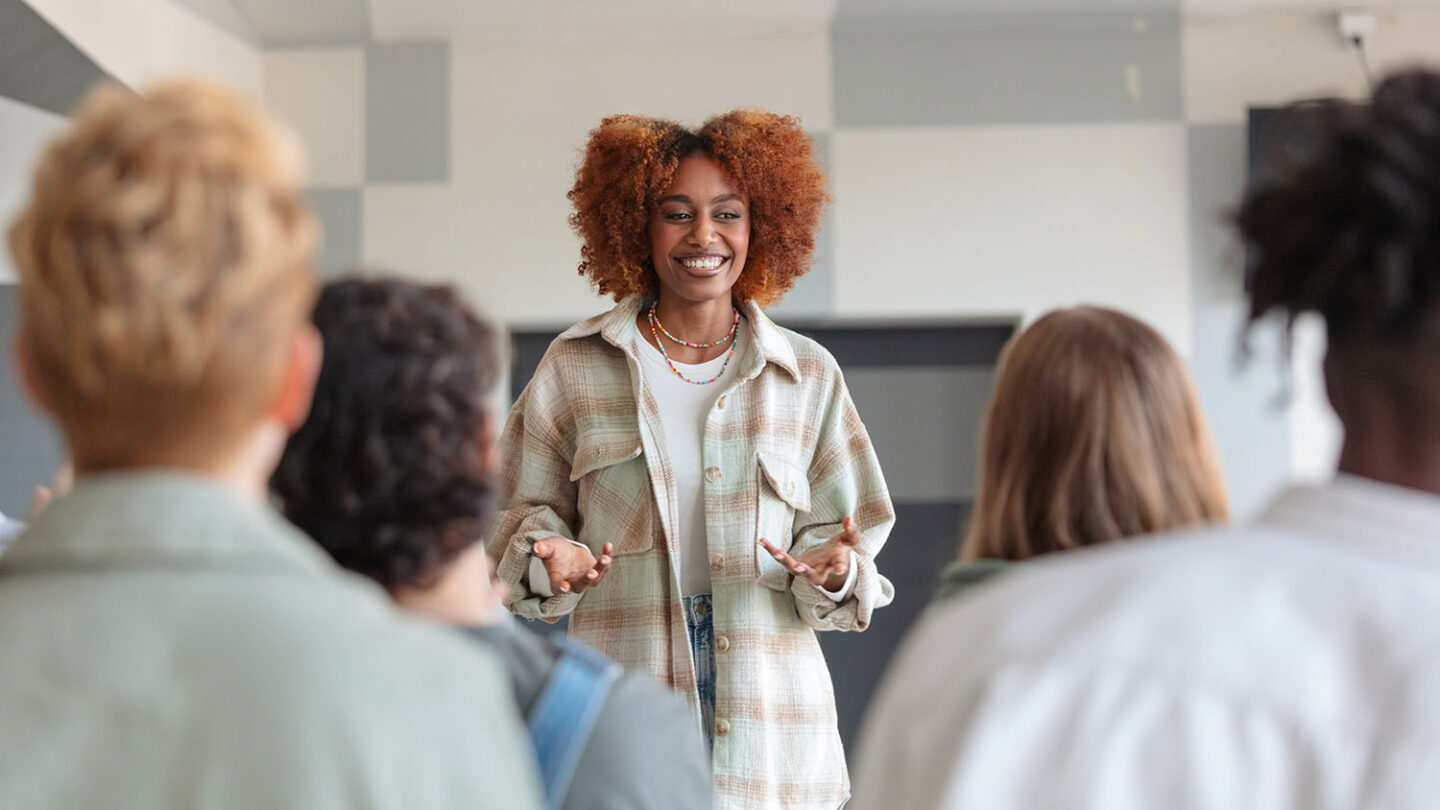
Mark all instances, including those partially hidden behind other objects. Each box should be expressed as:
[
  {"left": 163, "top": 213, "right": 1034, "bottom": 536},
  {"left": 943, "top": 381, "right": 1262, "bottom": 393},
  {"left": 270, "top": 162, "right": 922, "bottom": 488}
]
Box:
[
  {"left": 817, "top": 550, "right": 860, "bottom": 602},
  {"left": 788, "top": 365, "right": 896, "bottom": 631}
]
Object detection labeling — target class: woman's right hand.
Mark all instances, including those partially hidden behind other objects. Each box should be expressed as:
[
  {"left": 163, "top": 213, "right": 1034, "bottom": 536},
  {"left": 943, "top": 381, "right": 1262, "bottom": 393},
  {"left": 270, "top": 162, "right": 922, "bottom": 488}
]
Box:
[{"left": 533, "top": 538, "right": 614, "bottom": 595}]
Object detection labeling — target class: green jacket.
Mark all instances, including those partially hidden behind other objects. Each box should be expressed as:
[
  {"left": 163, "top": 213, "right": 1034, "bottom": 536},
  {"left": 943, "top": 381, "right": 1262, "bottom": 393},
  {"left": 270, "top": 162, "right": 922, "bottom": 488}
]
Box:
[
  {"left": 932, "top": 558, "right": 1012, "bottom": 604},
  {"left": 0, "top": 471, "right": 542, "bottom": 810}
]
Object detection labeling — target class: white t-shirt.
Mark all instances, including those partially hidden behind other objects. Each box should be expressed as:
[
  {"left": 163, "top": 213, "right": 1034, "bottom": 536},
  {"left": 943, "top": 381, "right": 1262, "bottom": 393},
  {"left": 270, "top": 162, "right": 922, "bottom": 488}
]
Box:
[
  {"left": 530, "top": 322, "right": 854, "bottom": 600},
  {"left": 637, "top": 324, "right": 745, "bottom": 596}
]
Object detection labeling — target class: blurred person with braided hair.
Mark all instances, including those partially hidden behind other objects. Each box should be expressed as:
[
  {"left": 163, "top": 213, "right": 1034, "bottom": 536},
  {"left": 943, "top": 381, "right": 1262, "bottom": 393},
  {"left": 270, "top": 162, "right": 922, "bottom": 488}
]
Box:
[
  {"left": 489, "top": 111, "right": 895, "bottom": 809},
  {"left": 851, "top": 69, "right": 1440, "bottom": 809}
]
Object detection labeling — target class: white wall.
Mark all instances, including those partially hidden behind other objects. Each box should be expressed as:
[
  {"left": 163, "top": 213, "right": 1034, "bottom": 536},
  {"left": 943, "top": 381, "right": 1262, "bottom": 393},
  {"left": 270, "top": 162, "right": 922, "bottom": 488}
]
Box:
[
  {"left": 833, "top": 122, "right": 1192, "bottom": 355},
  {"left": 361, "top": 29, "right": 834, "bottom": 327},
  {"left": 0, "top": 97, "right": 68, "bottom": 283},
  {"left": 23, "top": 0, "right": 263, "bottom": 97}
]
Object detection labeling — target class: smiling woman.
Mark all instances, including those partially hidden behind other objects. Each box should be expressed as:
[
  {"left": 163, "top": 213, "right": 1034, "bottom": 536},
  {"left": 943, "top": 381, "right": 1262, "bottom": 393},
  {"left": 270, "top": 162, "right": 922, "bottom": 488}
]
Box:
[{"left": 486, "top": 110, "right": 896, "bottom": 810}]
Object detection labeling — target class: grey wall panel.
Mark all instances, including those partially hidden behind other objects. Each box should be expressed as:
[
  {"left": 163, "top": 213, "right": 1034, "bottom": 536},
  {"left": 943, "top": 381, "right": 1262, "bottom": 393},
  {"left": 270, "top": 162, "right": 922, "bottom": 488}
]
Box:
[
  {"left": 366, "top": 42, "right": 450, "bottom": 183},
  {"left": 0, "top": 285, "right": 65, "bottom": 518},
  {"left": 307, "top": 187, "right": 363, "bottom": 275},
  {"left": 819, "top": 500, "right": 968, "bottom": 755},
  {"left": 1187, "top": 124, "right": 1291, "bottom": 519},
  {"left": 0, "top": 0, "right": 114, "bottom": 115},
  {"left": 834, "top": 10, "right": 1181, "bottom": 127},
  {"left": 844, "top": 367, "right": 993, "bottom": 502}
]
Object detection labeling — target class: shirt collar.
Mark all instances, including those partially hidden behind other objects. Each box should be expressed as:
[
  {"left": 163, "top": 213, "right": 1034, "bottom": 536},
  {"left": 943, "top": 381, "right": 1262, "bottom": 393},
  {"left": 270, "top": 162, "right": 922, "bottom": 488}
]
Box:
[
  {"left": 0, "top": 469, "right": 336, "bottom": 576},
  {"left": 1260, "top": 473, "right": 1440, "bottom": 563},
  {"left": 558, "top": 295, "right": 801, "bottom": 381}
]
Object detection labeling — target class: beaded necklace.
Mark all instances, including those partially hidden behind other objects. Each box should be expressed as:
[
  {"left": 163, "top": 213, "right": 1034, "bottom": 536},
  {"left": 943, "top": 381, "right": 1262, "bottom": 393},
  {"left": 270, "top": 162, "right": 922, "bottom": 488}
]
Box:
[{"left": 646, "top": 304, "right": 741, "bottom": 385}]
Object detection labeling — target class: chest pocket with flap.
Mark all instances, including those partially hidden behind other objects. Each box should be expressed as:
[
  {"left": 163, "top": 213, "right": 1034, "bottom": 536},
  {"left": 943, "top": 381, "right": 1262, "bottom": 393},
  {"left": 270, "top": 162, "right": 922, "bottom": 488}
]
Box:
[
  {"left": 754, "top": 450, "right": 812, "bottom": 592},
  {"left": 570, "top": 434, "right": 657, "bottom": 556}
]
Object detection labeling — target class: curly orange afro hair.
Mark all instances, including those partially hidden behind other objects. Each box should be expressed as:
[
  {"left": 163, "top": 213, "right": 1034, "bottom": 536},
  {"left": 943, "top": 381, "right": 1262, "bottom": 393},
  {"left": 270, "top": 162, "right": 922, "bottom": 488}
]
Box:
[{"left": 567, "top": 109, "right": 828, "bottom": 308}]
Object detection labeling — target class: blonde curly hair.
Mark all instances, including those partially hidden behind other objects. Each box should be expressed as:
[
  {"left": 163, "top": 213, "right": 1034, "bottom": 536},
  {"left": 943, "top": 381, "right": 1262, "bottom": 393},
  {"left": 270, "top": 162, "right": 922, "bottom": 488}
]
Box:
[{"left": 8, "top": 79, "right": 317, "bottom": 469}]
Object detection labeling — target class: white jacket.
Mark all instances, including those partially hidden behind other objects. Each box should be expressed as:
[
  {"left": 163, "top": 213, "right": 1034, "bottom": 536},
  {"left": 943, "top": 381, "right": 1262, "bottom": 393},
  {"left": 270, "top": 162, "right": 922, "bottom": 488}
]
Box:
[{"left": 851, "top": 475, "right": 1440, "bottom": 809}]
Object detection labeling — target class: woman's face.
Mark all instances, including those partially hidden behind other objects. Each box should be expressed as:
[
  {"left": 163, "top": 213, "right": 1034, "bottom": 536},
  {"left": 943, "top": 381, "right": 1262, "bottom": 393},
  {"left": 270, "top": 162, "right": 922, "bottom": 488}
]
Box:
[{"left": 647, "top": 155, "right": 750, "bottom": 307}]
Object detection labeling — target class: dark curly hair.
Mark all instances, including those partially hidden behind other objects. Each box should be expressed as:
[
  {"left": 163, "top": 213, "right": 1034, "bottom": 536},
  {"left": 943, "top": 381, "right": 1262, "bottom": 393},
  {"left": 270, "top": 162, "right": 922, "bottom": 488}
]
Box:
[
  {"left": 271, "top": 277, "right": 505, "bottom": 591},
  {"left": 1239, "top": 69, "right": 1440, "bottom": 343},
  {"left": 567, "top": 109, "right": 828, "bottom": 308}
]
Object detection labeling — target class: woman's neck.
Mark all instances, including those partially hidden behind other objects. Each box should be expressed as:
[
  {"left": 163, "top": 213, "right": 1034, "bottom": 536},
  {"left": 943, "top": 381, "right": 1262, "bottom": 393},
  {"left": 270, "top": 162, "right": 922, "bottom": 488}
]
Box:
[
  {"left": 391, "top": 543, "right": 506, "bottom": 627},
  {"left": 642, "top": 295, "right": 738, "bottom": 364}
]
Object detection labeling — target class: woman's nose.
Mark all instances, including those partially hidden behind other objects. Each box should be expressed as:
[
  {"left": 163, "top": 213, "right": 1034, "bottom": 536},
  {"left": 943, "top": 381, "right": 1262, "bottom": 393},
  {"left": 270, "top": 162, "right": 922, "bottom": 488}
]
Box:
[{"left": 688, "top": 218, "right": 715, "bottom": 246}]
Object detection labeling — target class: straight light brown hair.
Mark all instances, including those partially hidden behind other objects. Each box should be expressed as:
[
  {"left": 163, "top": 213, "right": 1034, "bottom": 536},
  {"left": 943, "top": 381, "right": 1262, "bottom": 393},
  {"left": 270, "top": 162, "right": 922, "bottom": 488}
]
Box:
[{"left": 961, "top": 306, "right": 1229, "bottom": 562}]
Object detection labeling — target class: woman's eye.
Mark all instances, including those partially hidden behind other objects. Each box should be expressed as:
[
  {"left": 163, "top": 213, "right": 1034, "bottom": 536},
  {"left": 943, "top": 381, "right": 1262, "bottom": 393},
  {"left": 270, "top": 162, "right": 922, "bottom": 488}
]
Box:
[
  {"left": 716, "top": 211, "right": 742, "bottom": 220},
  {"left": 664, "top": 211, "right": 692, "bottom": 221}
]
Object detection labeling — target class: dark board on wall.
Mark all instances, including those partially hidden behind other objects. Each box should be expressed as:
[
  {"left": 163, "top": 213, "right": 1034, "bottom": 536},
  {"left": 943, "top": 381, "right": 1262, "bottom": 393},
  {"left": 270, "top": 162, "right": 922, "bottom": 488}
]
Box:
[
  {"left": 507, "top": 318, "right": 1014, "bottom": 755},
  {"left": 0, "top": 284, "right": 65, "bottom": 518}
]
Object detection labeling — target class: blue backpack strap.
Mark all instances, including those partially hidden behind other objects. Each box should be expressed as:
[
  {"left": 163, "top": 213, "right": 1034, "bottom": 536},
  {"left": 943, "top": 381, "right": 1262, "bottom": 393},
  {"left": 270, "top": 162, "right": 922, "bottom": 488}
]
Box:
[{"left": 526, "top": 638, "right": 622, "bottom": 810}]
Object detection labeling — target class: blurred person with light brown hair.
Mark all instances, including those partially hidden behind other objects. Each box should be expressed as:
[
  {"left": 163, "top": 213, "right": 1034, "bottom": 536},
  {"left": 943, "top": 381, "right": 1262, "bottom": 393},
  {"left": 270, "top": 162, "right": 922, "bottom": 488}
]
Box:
[
  {"left": 933, "top": 306, "right": 1229, "bottom": 602},
  {"left": 0, "top": 80, "right": 541, "bottom": 810},
  {"left": 853, "top": 69, "right": 1440, "bottom": 810}
]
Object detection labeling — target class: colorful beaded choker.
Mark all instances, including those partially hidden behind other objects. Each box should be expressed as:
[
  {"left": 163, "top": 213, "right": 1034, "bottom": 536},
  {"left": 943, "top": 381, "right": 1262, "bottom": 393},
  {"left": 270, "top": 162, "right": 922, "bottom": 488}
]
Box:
[
  {"left": 650, "top": 304, "right": 740, "bottom": 348},
  {"left": 646, "top": 305, "right": 740, "bottom": 385}
]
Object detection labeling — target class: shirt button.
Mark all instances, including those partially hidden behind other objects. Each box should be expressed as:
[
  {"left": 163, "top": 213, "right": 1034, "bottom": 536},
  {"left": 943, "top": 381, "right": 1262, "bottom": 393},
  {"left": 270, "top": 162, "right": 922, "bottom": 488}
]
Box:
[
  {"left": 716, "top": 635, "right": 731, "bottom": 652},
  {"left": 704, "top": 467, "right": 722, "bottom": 483},
  {"left": 716, "top": 719, "right": 730, "bottom": 737},
  {"left": 710, "top": 553, "right": 724, "bottom": 571},
  {"left": 716, "top": 395, "right": 727, "bottom": 409}
]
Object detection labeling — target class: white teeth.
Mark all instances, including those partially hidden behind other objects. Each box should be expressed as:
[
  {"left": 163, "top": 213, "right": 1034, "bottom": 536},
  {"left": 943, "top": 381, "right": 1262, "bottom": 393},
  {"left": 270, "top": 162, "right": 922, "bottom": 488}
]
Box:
[{"left": 680, "top": 256, "right": 725, "bottom": 270}]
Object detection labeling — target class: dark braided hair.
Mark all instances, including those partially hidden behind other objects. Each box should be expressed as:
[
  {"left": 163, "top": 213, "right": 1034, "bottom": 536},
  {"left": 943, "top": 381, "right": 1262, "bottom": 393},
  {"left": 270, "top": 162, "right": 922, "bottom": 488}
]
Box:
[
  {"left": 1239, "top": 70, "right": 1440, "bottom": 343},
  {"left": 272, "top": 277, "right": 505, "bottom": 590}
]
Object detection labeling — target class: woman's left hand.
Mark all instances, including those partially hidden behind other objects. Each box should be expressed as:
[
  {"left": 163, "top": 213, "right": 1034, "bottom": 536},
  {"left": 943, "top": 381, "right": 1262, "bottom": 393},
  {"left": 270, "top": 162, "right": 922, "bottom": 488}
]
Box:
[{"left": 758, "top": 516, "right": 860, "bottom": 593}]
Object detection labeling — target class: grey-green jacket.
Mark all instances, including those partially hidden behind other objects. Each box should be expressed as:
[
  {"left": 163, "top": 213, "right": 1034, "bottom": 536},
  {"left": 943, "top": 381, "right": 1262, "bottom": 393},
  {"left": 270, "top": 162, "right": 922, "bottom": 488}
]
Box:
[{"left": 0, "top": 471, "right": 542, "bottom": 810}]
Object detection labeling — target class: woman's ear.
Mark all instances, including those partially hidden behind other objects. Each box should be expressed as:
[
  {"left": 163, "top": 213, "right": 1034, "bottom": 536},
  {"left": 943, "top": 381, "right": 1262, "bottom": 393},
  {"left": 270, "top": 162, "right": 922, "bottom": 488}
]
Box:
[{"left": 268, "top": 324, "right": 323, "bottom": 432}]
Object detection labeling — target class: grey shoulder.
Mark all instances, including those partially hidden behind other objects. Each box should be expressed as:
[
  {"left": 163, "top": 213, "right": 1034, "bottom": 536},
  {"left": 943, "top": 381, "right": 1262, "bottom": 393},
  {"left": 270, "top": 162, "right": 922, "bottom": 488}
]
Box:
[{"left": 566, "top": 673, "right": 711, "bottom": 810}]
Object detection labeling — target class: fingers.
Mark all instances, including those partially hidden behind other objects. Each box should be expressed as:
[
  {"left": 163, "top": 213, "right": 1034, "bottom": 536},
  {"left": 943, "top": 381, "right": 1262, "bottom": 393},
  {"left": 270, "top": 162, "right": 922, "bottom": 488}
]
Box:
[
  {"left": 759, "top": 538, "right": 826, "bottom": 586},
  {"left": 836, "top": 516, "right": 862, "bottom": 547},
  {"left": 562, "top": 542, "right": 616, "bottom": 595},
  {"left": 26, "top": 485, "right": 52, "bottom": 522}
]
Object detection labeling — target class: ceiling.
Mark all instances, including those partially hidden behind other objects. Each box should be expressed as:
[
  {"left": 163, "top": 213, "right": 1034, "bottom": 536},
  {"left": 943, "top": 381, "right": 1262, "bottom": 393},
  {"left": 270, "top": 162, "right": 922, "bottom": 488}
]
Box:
[{"left": 169, "top": 0, "right": 1440, "bottom": 47}]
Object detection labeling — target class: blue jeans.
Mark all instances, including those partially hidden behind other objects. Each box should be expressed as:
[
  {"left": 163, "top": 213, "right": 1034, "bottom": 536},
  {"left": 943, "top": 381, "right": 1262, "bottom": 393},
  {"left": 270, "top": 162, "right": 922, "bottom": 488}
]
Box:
[{"left": 683, "top": 593, "right": 716, "bottom": 752}]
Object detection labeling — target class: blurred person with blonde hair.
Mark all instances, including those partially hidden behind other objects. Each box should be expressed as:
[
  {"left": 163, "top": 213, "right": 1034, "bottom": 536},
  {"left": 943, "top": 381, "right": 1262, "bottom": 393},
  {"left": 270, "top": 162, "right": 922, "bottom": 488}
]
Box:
[
  {"left": 0, "top": 80, "right": 541, "bottom": 810},
  {"left": 933, "top": 306, "right": 1229, "bottom": 602}
]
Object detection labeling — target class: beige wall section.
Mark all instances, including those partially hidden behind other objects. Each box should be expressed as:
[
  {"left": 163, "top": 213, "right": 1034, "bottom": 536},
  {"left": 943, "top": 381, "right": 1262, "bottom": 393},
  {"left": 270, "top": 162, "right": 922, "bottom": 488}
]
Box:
[
  {"left": 360, "top": 29, "right": 834, "bottom": 327},
  {"left": 264, "top": 48, "right": 364, "bottom": 188},
  {"left": 1184, "top": 10, "right": 1440, "bottom": 124},
  {"left": 832, "top": 122, "right": 1192, "bottom": 356},
  {"left": 23, "top": 0, "right": 263, "bottom": 96}
]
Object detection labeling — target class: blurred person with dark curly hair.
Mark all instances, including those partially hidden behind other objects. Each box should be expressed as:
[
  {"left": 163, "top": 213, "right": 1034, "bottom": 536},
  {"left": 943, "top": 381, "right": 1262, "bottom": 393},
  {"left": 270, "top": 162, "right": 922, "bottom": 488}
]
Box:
[
  {"left": 273, "top": 278, "right": 711, "bottom": 810},
  {"left": 488, "top": 111, "right": 895, "bottom": 809},
  {"left": 850, "top": 69, "right": 1440, "bottom": 810},
  {"left": 0, "top": 81, "right": 540, "bottom": 810}
]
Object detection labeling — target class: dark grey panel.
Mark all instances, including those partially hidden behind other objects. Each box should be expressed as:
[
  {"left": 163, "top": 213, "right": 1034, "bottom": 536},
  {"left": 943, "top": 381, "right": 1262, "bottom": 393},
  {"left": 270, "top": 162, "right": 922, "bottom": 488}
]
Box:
[
  {"left": 833, "top": 10, "right": 1181, "bottom": 127},
  {"left": 0, "top": 284, "right": 65, "bottom": 517},
  {"left": 845, "top": 367, "right": 993, "bottom": 502},
  {"left": 0, "top": 0, "right": 115, "bottom": 116},
  {"left": 306, "top": 187, "right": 362, "bottom": 275},
  {"left": 820, "top": 500, "right": 968, "bottom": 755},
  {"left": 366, "top": 42, "right": 450, "bottom": 183},
  {"left": 1188, "top": 123, "right": 1290, "bottom": 518}
]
